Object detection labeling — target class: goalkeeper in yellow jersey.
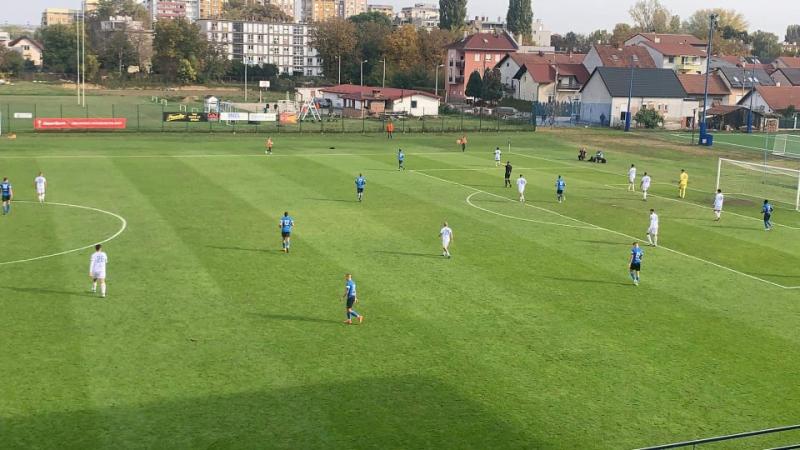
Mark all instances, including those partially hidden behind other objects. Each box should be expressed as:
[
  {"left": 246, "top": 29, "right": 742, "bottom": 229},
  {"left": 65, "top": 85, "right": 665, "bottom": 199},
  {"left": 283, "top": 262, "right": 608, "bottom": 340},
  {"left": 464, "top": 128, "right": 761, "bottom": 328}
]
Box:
[{"left": 678, "top": 169, "right": 689, "bottom": 198}]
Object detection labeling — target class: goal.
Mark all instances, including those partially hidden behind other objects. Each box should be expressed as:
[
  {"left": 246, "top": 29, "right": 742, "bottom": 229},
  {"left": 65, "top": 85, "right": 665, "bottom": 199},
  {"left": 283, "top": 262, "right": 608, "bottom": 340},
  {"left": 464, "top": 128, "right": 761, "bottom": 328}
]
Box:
[
  {"left": 772, "top": 134, "right": 800, "bottom": 158},
  {"left": 716, "top": 158, "right": 800, "bottom": 211}
]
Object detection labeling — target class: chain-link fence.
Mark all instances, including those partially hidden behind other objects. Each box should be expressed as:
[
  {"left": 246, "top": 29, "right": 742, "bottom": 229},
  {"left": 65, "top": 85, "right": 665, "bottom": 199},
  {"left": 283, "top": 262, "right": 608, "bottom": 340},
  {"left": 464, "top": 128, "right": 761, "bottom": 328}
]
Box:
[{"left": 0, "top": 101, "right": 535, "bottom": 134}]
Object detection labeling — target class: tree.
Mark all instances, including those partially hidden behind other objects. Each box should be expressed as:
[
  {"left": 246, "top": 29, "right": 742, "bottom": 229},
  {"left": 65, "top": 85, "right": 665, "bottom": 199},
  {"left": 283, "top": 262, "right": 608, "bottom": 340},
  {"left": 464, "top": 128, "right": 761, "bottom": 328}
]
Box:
[
  {"left": 352, "top": 14, "right": 393, "bottom": 85},
  {"left": 634, "top": 107, "right": 663, "bottom": 128},
  {"left": 610, "top": 23, "right": 633, "bottom": 47},
  {"left": 0, "top": 46, "right": 25, "bottom": 75},
  {"left": 384, "top": 25, "right": 420, "bottom": 74},
  {"left": 465, "top": 70, "right": 482, "bottom": 99},
  {"left": 309, "top": 18, "right": 357, "bottom": 83},
  {"left": 439, "top": 0, "right": 466, "bottom": 31},
  {"left": 669, "top": 15, "right": 682, "bottom": 33},
  {"left": 199, "top": 44, "right": 230, "bottom": 82},
  {"left": 751, "top": 31, "right": 782, "bottom": 60},
  {"left": 629, "top": 0, "right": 671, "bottom": 33},
  {"left": 586, "top": 29, "right": 611, "bottom": 48},
  {"left": 786, "top": 25, "right": 800, "bottom": 43},
  {"left": 481, "top": 68, "right": 503, "bottom": 103},
  {"left": 38, "top": 24, "right": 80, "bottom": 73},
  {"left": 100, "top": 30, "right": 137, "bottom": 75},
  {"left": 222, "top": 0, "right": 292, "bottom": 22},
  {"left": 0, "top": 25, "right": 31, "bottom": 40},
  {"left": 152, "top": 18, "right": 208, "bottom": 82},
  {"left": 350, "top": 11, "right": 393, "bottom": 27},
  {"left": 685, "top": 9, "right": 749, "bottom": 55},
  {"left": 176, "top": 58, "right": 197, "bottom": 83},
  {"left": 506, "top": 0, "right": 533, "bottom": 43}
]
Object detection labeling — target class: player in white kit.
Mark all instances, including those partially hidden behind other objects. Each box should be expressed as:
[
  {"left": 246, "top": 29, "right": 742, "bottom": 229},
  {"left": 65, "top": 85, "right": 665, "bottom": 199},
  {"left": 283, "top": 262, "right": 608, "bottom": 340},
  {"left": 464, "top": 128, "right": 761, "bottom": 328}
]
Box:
[
  {"left": 89, "top": 244, "right": 108, "bottom": 298},
  {"left": 646, "top": 209, "right": 659, "bottom": 247},
  {"left": 713, "top": 189, "right": 724, "bottom": 221},
  {"left": 627, "top": 164, "right": 637, "bottom": 191},
  {"left": 640, "top": 172, "right": 651, "bottom": 201},
  {"left": 33, "top": 172, "right": 47, "bottom": 203},
  {"left": 493, "top": 147, "right": 502, "bottom": 166},
  {"left": 439, "top": 222, "right": 454, "bottom": 258},
  {"left": 516, "top": 174, "right": 527, "bottom": 202}
]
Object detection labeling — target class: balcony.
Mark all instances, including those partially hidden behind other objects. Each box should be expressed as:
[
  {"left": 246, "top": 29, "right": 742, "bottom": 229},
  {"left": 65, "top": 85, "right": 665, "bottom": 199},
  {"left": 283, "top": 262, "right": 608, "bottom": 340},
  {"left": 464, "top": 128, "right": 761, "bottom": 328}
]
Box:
[
  {"left": 674, "top": 62, "right": 704, "bottom": 73},
  {"left": 454, "top": 76, "right": 464, "bottom": 83}
]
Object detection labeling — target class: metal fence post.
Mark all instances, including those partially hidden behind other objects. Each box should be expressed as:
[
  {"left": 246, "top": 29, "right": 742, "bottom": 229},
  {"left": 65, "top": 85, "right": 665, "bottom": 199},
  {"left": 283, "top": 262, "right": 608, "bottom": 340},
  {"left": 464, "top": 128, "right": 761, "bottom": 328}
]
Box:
[
  {"left": 112, "top": 103, "right": 115, "bottom": 118},
  {"left": 136, "top": 105, "right": 140, "bottom": 131},
  {"left": 460, "top": 110, "right": 464, "bottom": 132},
  {"left": 60, "top": 104, "right": 63, "bottom": 119},
  {"left": 479, "top": 109, "right": 482, "bottom": 131},
  {"left": 7, "top": 104, "right": 12, "bottom": 133},
  {"left": 161, "top": 104, "right": 165, "bottom": 132},
  {"left": 34, "top": 103, "right": 37, "bottom": 120},
  {"left": 86, "top": 104, "right": 89, "bottom": 118},
  {"left": 362, "top": 115, "right": 365, "bottom": 134}
]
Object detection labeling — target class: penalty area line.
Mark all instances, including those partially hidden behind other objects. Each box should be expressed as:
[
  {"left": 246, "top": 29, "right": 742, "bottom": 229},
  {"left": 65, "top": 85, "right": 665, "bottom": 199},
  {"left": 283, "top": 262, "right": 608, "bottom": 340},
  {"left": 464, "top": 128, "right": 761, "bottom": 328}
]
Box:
[{"left": 414, "top": 170, "right": 798, "bottom": 289}]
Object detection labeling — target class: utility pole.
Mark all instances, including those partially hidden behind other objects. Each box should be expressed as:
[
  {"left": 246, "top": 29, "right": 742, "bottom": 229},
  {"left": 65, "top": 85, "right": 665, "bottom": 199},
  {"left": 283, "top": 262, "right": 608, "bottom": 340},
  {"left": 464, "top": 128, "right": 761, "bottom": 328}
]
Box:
[
  {"left": 699, "top": 13, "right": 718, "bottom": 144},
  {"left": 625, "top": 56, "right": 634, "bottom": 132},
  {"left": 76, "top": 10, "right": 80, "bottom": 105},
  {"left": 381, "top": 58, "right": 386, "bottom": 88},
  {"left": 435, "top": 63, "right": 443, "bottom": 97},
  {"left": 244, "top": 57, "right": 248, "bottom": 102},
  {"left": 360, "top": 59, "right": 367, "bottom": 87},
  {"left": 336, "top": 55, "right": 341, "bottom": 84}
]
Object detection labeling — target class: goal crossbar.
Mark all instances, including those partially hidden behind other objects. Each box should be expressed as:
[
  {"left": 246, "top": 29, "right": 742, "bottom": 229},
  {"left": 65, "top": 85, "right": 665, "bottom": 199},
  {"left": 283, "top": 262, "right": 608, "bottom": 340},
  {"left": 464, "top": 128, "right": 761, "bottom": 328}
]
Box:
[{"left": 716, "top": 157, "right": 800, "bottom": 211}]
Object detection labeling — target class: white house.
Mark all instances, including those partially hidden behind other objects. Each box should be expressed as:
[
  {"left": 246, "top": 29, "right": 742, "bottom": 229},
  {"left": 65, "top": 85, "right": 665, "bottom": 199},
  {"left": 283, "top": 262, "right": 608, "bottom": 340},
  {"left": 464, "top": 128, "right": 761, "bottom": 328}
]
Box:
[
  {"left": 738, "top": 85, "right": 800, "bottom": 114},
  {"left": 580, "top": 67, "right": 697, "bottom": 129},
  {"left": 319, "top": 84, "right": 439, "bottom": 117},
  {"left": 6, "top": 37, "right": 44, "bottom": 67}
]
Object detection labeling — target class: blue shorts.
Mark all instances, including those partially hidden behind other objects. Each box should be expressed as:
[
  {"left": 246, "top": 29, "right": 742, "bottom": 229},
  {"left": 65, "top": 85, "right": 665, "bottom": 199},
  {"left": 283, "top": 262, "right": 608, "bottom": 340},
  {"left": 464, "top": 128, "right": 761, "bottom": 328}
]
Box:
[
  {"left": 281, "top": 231, "right": 291, "bottom": 238},
  {"left": 346, "top": 297, "right": 356, "bottom": 308},
  {"left": 357, "top": 188, "right": 364, "bottom": 193}
]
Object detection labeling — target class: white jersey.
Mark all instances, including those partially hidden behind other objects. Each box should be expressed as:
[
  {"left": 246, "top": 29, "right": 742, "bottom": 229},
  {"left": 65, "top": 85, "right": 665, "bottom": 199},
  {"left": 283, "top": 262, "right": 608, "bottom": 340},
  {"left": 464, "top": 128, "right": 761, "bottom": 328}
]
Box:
[
  {"left": 640, "top": 175, "right": 651, "bottom": 190},
  {"left": 628, "top": 167, "right": 637, "bottom": 182},
  {"left": 90, "top": 251, "right": 108, "bottom": 276},
  {"left": 494, "top": 149, "right": 501, "bottom": 161},
  {"left": 34, "top": 176, "right": 46, "bottom": 192},
  {"left": 440, "top": 226, "right": 453, "bottom": 242},
  {"left": 648, "top": 213, "right": 659, "bottom": 232},
  {"left": 714, "top": 193, "right": 724, "bottom": 210},
  {"left": 516, "top": 177, "right": 527, "bottom": 192}
]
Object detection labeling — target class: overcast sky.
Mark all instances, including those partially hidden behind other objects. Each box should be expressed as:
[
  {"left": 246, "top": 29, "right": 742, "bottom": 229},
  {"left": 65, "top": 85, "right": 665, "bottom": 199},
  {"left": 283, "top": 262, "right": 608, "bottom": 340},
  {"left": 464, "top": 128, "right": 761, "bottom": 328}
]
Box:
[{"left": 0, "top": 0, "right": 793, "bottom": 37}]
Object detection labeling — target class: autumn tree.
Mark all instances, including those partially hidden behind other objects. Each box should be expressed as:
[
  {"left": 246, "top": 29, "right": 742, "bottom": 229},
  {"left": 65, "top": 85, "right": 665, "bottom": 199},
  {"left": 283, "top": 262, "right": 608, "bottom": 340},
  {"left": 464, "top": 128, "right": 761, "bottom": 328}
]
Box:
[
  {"left": 439, "top": 0, "right": 466, "bottom": 31},
  {"left": 309, "top": 18, "right": 357, "bottom": 83},
  {"left": 629, "top": 0, "right": 671, "bottom": 33},
  {"left": 750, "top": 31, "right": 782, "bottom": 60},
  {"left": 610, "top": 23, "right": 633, "bottom": 47},
  {"left": 152, "top": 18, "right": 208, "bottom": 82},
  {"left": 685, "top": 8, "right": 749, "bottom": 55}
]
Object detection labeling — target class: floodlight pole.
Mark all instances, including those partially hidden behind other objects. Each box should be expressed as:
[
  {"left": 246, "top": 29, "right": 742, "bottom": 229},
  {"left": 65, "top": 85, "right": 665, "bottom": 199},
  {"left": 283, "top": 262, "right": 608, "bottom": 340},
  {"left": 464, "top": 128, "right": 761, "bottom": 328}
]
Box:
[
  {"left": 435, "top": 63, "right": 443, "bottom": 97},
  {"left": 699, "top": 13, "right": 718, "bottom": 143},
  {"left": 746, "top": 65, "right": 755, "bottom": 133},
  {"left": 360, "top": 59, "right": 367, "bottom": 87},
  {"left": 381, "top": 58, "right": 386, "bottom": 88},
  {"left": 244, "top": 58, "right": 248, "bottom": 102},
  {"left": 625, "top": 56, "right": 634, "bottom": 132},
  {"left": 76, "top": 10, "right": 80, "bottom": 105},
  {"left": 81, "top": 0, "right": 86, "bottom": 107}
]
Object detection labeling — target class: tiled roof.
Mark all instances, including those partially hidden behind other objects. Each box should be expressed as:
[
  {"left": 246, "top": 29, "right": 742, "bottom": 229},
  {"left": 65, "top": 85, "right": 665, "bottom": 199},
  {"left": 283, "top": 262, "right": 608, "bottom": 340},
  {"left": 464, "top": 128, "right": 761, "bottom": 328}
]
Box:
[
  {"left": 630, "top": 33, "right": 706, "bottom": 46},
  {"left": 7, "top": 36, "right": 43, "bottom": 50},
  {"left": 556, "top": 63, "right": 590, "bottom": 84},
  {"left": 775, "top": 56, "right": 800, "bottom": 68},
  {"left": 446, "top": 31, "right": 518, "bottom": 51},
  {"left": 718, "top": 67, "right": 776, "bottom": 88},
  {"left": 774, "top": 68, "right": 800, "bottom": 86},
  {"left": 640, "top": 41, "right": 707, "bottom": 57},
  {"left": 506, "top": 52, "right": 585, "bottom": 66},
  {"left": 592, "top": 45, "right": 656, "bottom": 68},
  {"left": 587, "top": 67, "right": 687, "bottom": 98},
  {"left": 678, "top": 73, "right": 730, "bottom": 96},
  {"left": 752, "top": 85, "right": 800, "bottom": 111},
  {"left": 320, "top": 84, "right": 438, "bottom": 100}
]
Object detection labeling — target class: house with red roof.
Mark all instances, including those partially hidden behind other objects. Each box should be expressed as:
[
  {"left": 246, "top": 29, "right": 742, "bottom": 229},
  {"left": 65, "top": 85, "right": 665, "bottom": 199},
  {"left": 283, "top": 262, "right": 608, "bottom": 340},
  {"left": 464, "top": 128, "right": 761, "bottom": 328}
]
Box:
[
  {"left": 635, "top": 41, "right": 708, "bottom": 74},
  {"left": 739, "top": 85, "right": 800, "bottom": 115},
  {"left": 677, "top": 73, "right": 733, "bottom": 106},
  {"left": 624, "top": 33, "right": 706, "bottom": 48},
  {"left": 319, "top": 84, "right": 440, "bottom": 117},
  {"left": 444, "top": 31, "right": 519, "bottom": 100},
  {"left": 773, "top": 56, "right": 800, "bottom": 70},
  {"left": 493, "top": 52, "right": 588, "bottom": 103},
  {"left": 582, "top": 45, "right": 656, "bottom": 74},
  {"left": 6, "top": 36, "right": 43, "bottom": 67}
]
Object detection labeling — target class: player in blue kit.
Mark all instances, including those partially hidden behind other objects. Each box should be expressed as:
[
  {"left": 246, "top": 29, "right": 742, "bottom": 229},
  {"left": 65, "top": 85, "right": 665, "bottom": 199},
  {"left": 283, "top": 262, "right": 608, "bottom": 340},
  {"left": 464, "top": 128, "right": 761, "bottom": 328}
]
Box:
[
  {"left": 397, "top": 149, "right": 405, "bottom": 170},
  {"left": 342, "top": 273, "right": 363, "bottom": 324},
  {"left": 1, "top": 177, "right": 13, "bottom": 215},
  {"left": 762, "top": 200, "right": 773, "bottom": 231},
  {"left": 555, "top": 175, "right": 566, "bottom": 203},
  {"left": 355, "top": 174, "right": 366, "bottom": 202},
  {"left": 628, "top": 242, "right": 643, "bottom": 286},
  {"left": 279, "top": 211, "right": 294, "bottom": 253}
]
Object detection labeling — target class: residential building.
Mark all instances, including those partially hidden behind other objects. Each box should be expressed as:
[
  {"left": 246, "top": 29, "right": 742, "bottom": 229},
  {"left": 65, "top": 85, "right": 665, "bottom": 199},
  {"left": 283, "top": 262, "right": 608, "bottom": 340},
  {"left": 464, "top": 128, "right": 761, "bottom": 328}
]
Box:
[
  {"left": 197, "top": 20, "right": 323, "bottom": 76},
  {"left": 495, "top": 52, "right": 586, "bottom": 89},
  {"left": 340, "top": 0, "right": 367, "bottom": 19},
  {"left": 367, "top": 4, "right": 394, "bottom": 16},
  {"left": 624, "top": 32, "right": 706, "bottom": 48},
  {"left": 705, "top": 105, "right": 775, "bottom": 131},
  {"left": 771, "top": 68, "right": 800, "bottom": 87},
  {"left": 739, "top": 85, "right": 800, "bottom": 114},
  {"left": 503, "top": 62, "right": 589, "bottom": 103},
  {"left": 399, "top": 4, "right": 438, "bottom": 30},
  {"left": 582, "top": 45, "right": 655, "bottom": 74},
  {"left": 101, "top": 16, "right": 145, "bottom": 32},
  {"left": 677, "top": 73, "right": 733, "bottom": 106},
  {"left": 100, "top": 17, "right": 154, "bottom": 71},
  {"left": 200, "top": 0, "right": 226, "bottom": 19},
  {"left": 41, "top": 8, "right": 78, "bottom": 26},
  {"left": 635, "top": 40, "right": 707, "bottom": 74},
  {"left": 319, "top": 84, "right": 439, "bottom": 117},
  {"left": 7, "top": 37, "right": 44, "bottom": 67},
  {"left": 530, "top": 19, "right": 551, "bottom": 47},
  {"left": 579, "top": 67, "right": 697, "bottom": 129},
  {"left": 444, "top": 31, "right": 518, "bottom": 99},
  {"left": 146, "top": 0, "right": 190, "bottom": 21},
  {"left": 266, "top": 0, "right": 297, "bottom": 20},
  {"left": 0, "top": 32, "right": 10, "bottom": 44},
  {"left": 716, "top": 66, "right": 776, "bottom": 103},
  {"left": 773, "top": 56, "right": 800, "bottom": 69},
  {"left": 466, "top": 16, "right": 506, "bottom": 34},
  {"left": 302, "top": 0, "right": 337, "bottom": 22}
]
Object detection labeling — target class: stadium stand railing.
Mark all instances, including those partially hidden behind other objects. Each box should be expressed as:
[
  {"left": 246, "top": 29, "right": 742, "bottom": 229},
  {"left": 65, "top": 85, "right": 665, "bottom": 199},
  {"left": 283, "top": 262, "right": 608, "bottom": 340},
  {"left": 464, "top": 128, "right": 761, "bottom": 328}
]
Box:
[{"left": 635, "top": 424, "right": 800, "bottom": 449}]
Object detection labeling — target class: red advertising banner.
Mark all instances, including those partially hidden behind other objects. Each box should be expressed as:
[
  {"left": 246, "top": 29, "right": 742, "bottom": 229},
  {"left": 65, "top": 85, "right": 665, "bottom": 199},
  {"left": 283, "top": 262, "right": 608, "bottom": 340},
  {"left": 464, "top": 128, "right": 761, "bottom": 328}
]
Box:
[{"left": 34, "top": 118, "right": 127, "bottom": 130}]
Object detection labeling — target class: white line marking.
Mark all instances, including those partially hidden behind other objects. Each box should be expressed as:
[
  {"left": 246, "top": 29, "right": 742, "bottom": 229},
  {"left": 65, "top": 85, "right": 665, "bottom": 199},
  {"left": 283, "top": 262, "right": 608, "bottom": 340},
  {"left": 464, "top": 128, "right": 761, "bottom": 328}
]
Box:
[
  {"left": 415, "top": 169, "right": 799, "bottom": 289},
  {"left": 414, "top": 167, "right": 538, "bottom": 172},
  {"left": 0, "top": 201, "right": 128, "bottom": 266},
  {"left": 669, "top": 133, "right": 770, "bottom": 152},
  {"left": 466, "top": 192, "right": 599, "bottom": 230},
  {"left": 0, "top": 151, "right": 470, "bottom": 160}
]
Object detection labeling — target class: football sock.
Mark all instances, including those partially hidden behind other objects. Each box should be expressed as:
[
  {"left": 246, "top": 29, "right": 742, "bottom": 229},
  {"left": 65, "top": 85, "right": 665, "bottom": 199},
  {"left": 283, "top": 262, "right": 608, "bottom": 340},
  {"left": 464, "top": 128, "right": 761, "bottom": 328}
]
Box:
[
  {"left": 350, "top": 309, "right": 359, "bottom": 318},
  {"left": 92, "top": 281, "right": 97, "bottom": 291},
  {"left": 647, "top": 234, "right": 653, "bottom": 245},
  {"left": 630, "top": 271, "right": 636, "bottom": 281},
  {"left": 100, "top": 283, "right": 106, "bottom": 296},
  {"left": 653, "top": 236, "right": 658, "bottom": 246}
]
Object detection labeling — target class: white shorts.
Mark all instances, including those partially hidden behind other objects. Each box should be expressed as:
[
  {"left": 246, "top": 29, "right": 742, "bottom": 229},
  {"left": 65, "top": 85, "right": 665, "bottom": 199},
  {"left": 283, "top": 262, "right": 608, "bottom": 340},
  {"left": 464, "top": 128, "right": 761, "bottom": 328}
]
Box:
[
  {"left": 442, "top": 239, "right": 450, "bottom": 248},
  {"left": 518, "top": 188, "right": 525, "bottom": 194},
  {"left": 92, "top": 270, "right": 106, "bottom": 279},
  {"left": 37, "top": 188, "right": 45, "bottom": 194},
  {"left": 647, "top": 226, "right": 658, "bottom": 235},
  {"left": 629, "top": 177, "right": 635, "bottom": 183}
]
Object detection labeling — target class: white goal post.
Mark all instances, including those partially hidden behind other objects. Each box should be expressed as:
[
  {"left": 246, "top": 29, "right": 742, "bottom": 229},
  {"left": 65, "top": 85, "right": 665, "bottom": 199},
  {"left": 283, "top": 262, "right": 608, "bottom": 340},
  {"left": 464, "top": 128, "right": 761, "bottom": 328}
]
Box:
[
  {"left": 772, "top": 134, "right": 800, "bottom": 158},
  {"left": 716, "top": 158, "right": 800, "bottom": 211}
]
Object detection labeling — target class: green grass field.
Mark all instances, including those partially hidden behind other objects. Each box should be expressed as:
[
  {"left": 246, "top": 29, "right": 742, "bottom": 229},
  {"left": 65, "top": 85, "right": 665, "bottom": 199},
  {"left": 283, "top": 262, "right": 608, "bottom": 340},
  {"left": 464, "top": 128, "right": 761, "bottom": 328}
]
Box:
[{"left": 2, "top": 130, "right": 800, "bottom": 449}]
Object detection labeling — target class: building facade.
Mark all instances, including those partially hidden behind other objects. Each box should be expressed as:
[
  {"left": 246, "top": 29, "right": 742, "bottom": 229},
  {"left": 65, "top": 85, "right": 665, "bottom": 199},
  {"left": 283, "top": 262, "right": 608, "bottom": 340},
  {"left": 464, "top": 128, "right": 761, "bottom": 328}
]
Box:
[
  {"left": 7, "top": 37, "right": 44, "bottom": 67},
  {"left": 444, "top": 31, "right": 519, "bottom": 99},
  {"left": 197, "top": 20, "right": 323, "bottom": 76},
  {"left": 530, "top": 19, "right": 551, "bottom": 47},
  {"left": 399, "top": 4, "right": 438, "bottom": 30},
  {"left": 302, "top": 0, "right": 337, "bottom": 22},
  {"left": 200, "top": 0, "right": 226, "bottom": 19},
  {"left": 42, "top": 8, "right": 78, "bottom": 26},
  {"left": 367, "top": 4, "right": 394, "bottom": 16},
  {"left": 339, "top": 0, "right": 367, "bottom": 19}
]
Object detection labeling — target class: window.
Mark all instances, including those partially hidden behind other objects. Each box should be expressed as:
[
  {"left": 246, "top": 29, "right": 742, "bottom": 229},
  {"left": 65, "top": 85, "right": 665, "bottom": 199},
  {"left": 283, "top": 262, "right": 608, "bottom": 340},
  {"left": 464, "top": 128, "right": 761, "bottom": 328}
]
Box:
[
  {"left": 474, "top": 54, "right": 480, "bottom": 62},
  {"left": 22, "top": 45, "right": 30, "bottom": 50},
  {"left": 247, "top": 45, "right": 254, "bottom": 51},
  {"left": 668, "top": 56, "right": 674, "bottom": 63},
  {"left": 411, "top": 100, "right": 418, "bottom": 108}
]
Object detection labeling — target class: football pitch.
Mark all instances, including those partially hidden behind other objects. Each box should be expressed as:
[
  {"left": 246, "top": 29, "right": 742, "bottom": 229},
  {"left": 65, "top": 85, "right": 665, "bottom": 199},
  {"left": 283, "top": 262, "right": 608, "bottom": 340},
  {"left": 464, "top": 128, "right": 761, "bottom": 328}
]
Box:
[{"left": 1, "top": 130, "right": 800, "bottom": 449}]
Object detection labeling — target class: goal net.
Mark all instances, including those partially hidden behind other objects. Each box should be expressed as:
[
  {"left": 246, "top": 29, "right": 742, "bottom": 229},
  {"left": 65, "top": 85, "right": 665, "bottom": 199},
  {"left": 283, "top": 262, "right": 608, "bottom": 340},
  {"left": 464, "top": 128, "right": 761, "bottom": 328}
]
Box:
[
  {"left": 772, "top": 134, "right": 800, "bottom": 158},
  {"left": 716, "top": 158, "right": 800, "bottom": 211}
]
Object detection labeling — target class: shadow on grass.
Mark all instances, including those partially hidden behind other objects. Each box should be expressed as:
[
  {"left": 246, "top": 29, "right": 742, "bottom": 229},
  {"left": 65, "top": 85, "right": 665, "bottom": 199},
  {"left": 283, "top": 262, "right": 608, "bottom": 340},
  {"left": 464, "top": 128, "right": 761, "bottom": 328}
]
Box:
[
  {"left": 3, "top": 375, "right": 535, "bottom": 449},
  {"left": 205, "top": 245, "right": 268, "bottom": 253},
  {"left": 251, "top": 313, "right": 341, "bottom": 324},
  {"left": 541, "top": 276, "right": 630, "bottom": 286},
  {"left": 304, "top": 197, "right": 352, "bottom": 203},
  {"left": 575, "top": 240, "right": 626, "bottom": 246},
  {"left": 0, "top": 286, "right": 96, "bottom": 298},
  {"left": 374, "top": 250, "right": 442, "bottom": 259}
]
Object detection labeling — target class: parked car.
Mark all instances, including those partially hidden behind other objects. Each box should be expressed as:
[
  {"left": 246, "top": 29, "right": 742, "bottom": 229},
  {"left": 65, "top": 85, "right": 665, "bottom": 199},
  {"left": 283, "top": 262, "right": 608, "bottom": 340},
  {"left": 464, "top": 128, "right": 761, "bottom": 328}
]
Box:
[{"left": 495, "top": 106, "right": 517, "bottom": 117}]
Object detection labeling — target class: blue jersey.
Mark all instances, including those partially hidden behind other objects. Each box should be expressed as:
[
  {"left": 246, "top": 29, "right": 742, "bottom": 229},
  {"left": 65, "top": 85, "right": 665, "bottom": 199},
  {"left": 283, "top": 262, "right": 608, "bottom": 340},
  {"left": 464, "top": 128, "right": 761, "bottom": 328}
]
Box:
[
  {"left": 555, "top": 178, "right": 565, "bottom": 190},
  {"left": 345, "top": 279, "right": 356, "bottom": 298},
  {"left": 280, "top": 216, "right": 294, "bottom": 232},
  {"left": 631, "top": 247, "right": 643, "bottom": 264},
  {"left": 355, "top": 176, "right": 366, "bottom": 189},
  {"left": 398, "top": 152, "right": 404, "bottom": 161},
  {"left": 762, "top": 203, "right": 773, "bottom": 216},
  {"left": 0, "top": 182, "right": 11, "bottom": 196}
]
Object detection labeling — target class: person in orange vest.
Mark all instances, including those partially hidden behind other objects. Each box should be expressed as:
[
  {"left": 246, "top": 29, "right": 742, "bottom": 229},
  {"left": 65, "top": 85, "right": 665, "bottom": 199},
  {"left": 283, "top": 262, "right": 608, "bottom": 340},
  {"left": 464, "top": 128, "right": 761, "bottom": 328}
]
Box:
[
  {"left": 265, "top": 137, "right": 273, "bottom": 155},
  {"left": 386, "top": 120, "right": 395, "bottom": 139}
]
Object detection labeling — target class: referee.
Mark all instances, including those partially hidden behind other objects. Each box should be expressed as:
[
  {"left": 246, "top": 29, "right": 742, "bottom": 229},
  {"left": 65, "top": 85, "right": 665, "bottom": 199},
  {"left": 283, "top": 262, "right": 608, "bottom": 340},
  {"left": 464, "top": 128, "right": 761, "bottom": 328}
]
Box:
[{"left": 504, "top": 161, "right": 512, "bottom": 187}]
